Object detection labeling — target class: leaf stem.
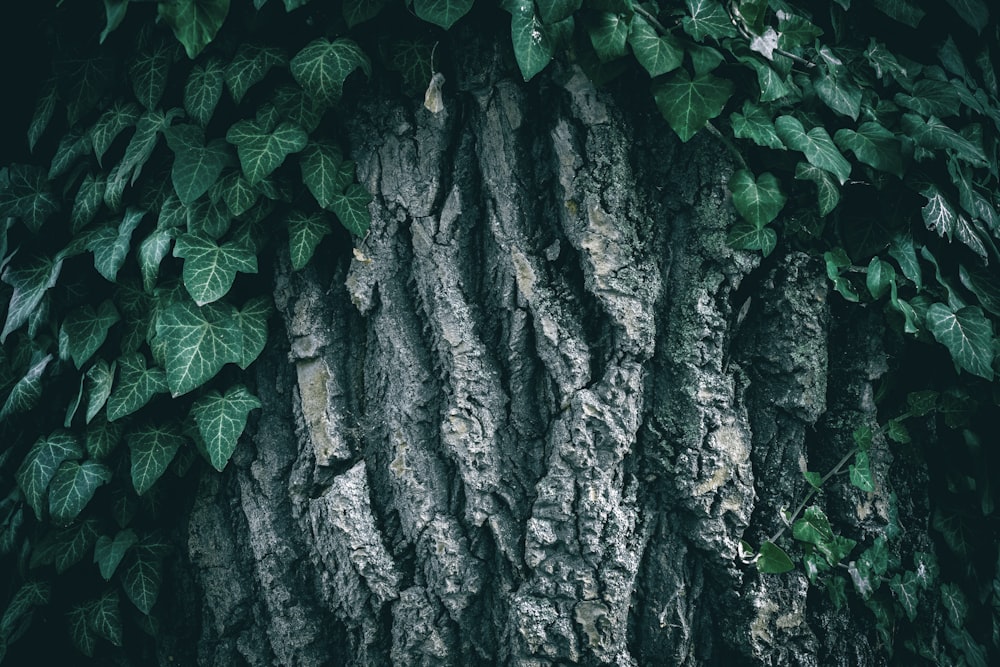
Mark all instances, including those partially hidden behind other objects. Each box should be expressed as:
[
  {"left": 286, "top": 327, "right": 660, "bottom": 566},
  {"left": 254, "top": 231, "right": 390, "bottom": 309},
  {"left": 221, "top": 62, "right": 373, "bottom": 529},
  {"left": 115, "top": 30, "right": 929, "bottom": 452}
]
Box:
[{"left": 766, "top": 446, "right": 858, "bottom": 544}]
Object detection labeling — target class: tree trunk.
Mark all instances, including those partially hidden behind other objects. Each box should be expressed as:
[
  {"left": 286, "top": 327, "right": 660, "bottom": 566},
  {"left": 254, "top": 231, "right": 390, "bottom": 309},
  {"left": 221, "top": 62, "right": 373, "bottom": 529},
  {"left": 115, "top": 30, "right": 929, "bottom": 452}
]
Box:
[{"left": 158, "top": 28, "right": 912, "bottom": 667}]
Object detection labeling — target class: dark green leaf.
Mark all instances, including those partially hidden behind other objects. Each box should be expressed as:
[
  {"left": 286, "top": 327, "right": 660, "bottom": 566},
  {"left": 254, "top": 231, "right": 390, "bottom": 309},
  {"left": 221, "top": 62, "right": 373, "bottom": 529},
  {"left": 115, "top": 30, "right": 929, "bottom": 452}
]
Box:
[
  {"left": 895, "top": 79, "right": 961, "bottom": 118},
  {"left": 873, "top": 0, "right": 925, "bottom": 28},
  {"left": 48, "top": 461, "right": 112, "bottom": 524},
  {"left": 173, "top": 232, "right": 258, "bottom": 305},
  {"left": 300, "top": 142, "right": 345, "bottom": 209},
  {"left": 776, "top": 115, "right": 851, "bottom": 184},
  {"left": 15, "top": 432, "right": 84, "bottom": 520},
  {"left": 730, "top": 101, "right": 784, "bottom": 149},
  {"left": 888, "top": 234, "right": 922, "bottom": 289},
  {"left": 0, "top": 580, "right": 50, "bottom": 641},
  {"left": 86, "top": 417, "right": 123, "bottom": 458},
  {"left": 815, "top": 69, "right": 862, "bottom": 120},
  {"left": 683, "top": 0, "right": 738, "bottom": 39},
  {"left": 849, "top": 449, "right": 874, "bottom": 492},
  {"left": 87, "top": 208, "right": 146, "bottom": 282},
  {"left": 902, "top": 114, "right": 987, "bottom": 166},
  {"left": 865, "top": 39, "right": 909, "bottom": 82},
  {"left": 190, "top": 384, "right": 261, "bottom": 471},
  {"left": 27, "top": 80, "right": 58, "bottom": 153},
  {"left": 270, "top": 83, "right": 325, "bottom": 133},
  {"left": 68, "top": 603, "right": 97, "bottom": 657},
  {"left": 536, "top": 0, "right": 581, "bottom": 24},
  {"left": 834, "top": 122, "right": 904, "bottom": 177},
  {"left": 184, "top": 59, "right": 225, "bottom": 126},
  {"left": 729, "top": 170, "right": 786, "bottom": 227},
  {"left": 653, "top": 70, "right": 733, "bottom": 142},
  {"left": 90, "top": 590, "right": 123, "bottom": 646},
  {"left": 945, "top": 0, "right": 988, "bottom": 33},
  {"left": 794, "top": 162, "right": 840, "bottom": 215},
  {"left": 926, "top": 304, "right": 994, "bottom": 379},
  {"left": 127, "top": 423, "right": 185, "bottom": 494},
  {"left": 226, "top": 118, "right": 307, "bottom": 185},
  {"left": 122, "top": 551, "right": 162, "bottom": 614},
  {"left": 737, "top": 54, "right": 792, "bottom": 103},
  {"left": 157, "top": 0, "right": 231, "bottom": 59},
  {"left": 866, "top": 257, "right": 895, "bottom": 300},
  {"left": 233, "top": 295, "right": 271, "bottom": 370},
  {"left": 165, "top": 124, "right": 231, "bottom": 204},
  {"left": 510, "top": 4, "right": 554, "bottom": 81},
  {"left": 94, "top": 529, "right": 138, "bottom": 580},
  {"left": 887, "top": 418, "right": 911, "bottom": 443},
  {"left": 342, "top": 0, "right": 386, "bottom": 26},
  {"left": 71, "top": 173, "right": 107, "bottom": 233},
  {"left": 628, "top": 14, "right": 682, "bottom": 77},
  {"left": 0, "top": 164, "right": 60, "bottom": 233},
  {"left": 156, "top": 299, "right": 243, "bottom": 396},
  {"left": 756, "top": 541, "right": 795, "bottom": 573},
  {"left": 287, "top": 210, "right": 333, "bottom": 270},
  {"left": 107, "top": 108, "right": 184, "bottom": 205},
  {"left": 107, "top": 353, "right": 168, "bottom": 421},
  {"left": 1, "top": 256, "right": 63, "bottom": 342},
  {"left": 889, "top": 572, "right": 921, "bottom": 621},
  {"left": 921, "top": 185, "right": 986, "bottom": 259},
  {"left": 588, "top": 12, "right": 630, "bottom": 62},
  {"left": 139, "top": 228, "right": 175, "bottom": 293},
  {"left": 101, "top": 0, "right": 129, "bottom": 43},
  {"left": 959, "top": 264, "right": 1000, "bottom": 317},
  {"left": 91, "top": 102, "right": 141, "bottom": 167},
  {"left": 49, "top": 129, "right": 94, "bottom": 181},
  {"left": 85, "top": 360, "right": 116, "bottom": 424},
  {"left": 777, "top": 13, "right": 823, "bottom": 51},
  {"left": 803, "top": 471, "right": 823, "bottom": 489},
  {"left": 59, "top": 300, "right": 120, "bottom": 369},
  {"left": 225, "top": 44, "right": 287, "bottom": 104},
  {"left": 727, "top": 222, "right": 777, "bottom": 256},
  {"left": 414, "top": 0, "right": 474, "bottom": 29},
  {"left": 326, "top": 182, "right": 371, "bottom": 236},
  {"left": 290, "top": 38, "right": 371, "bottom": 105},
  {"left": 940, "top": 582, "right": 968, "bottom": 626},
  {"left": 130, "top": 44, "right": 172, "bottom": 110}
]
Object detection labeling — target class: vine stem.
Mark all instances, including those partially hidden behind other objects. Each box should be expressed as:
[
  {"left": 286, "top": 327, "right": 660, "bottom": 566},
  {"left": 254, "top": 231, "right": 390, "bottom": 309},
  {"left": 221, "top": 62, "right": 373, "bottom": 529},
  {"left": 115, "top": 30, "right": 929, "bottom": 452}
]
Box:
[
  {"left": 634, "top": 5, "right": 671, "bottom": 34},
  {"left": 765, "top": 446, "right": 858, "bottom": 544},
  {"left": 704, "top": 121, "right": 748, "bottom": 169}
]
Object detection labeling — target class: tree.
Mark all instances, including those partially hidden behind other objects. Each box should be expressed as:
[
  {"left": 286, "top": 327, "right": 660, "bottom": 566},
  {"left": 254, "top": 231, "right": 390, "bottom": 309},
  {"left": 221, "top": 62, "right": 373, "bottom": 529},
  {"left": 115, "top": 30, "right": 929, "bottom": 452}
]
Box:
[{"left": 1, "top": 1, "right": 999, "bottom": 665}]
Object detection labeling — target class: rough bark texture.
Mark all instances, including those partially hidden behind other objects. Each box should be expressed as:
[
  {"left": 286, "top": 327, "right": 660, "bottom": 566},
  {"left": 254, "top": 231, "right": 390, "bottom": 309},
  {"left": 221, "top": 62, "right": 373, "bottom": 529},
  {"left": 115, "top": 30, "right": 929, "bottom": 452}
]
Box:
[{"left": 159, "top": 29, "right": 918, "bottom": 667}]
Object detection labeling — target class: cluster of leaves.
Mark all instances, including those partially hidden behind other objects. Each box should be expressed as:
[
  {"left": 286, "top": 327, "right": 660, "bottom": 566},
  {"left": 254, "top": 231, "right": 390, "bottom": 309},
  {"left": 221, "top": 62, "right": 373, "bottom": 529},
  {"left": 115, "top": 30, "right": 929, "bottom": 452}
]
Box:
[{"left": 0, "top": 1, "right": 372, "bottom": 660}]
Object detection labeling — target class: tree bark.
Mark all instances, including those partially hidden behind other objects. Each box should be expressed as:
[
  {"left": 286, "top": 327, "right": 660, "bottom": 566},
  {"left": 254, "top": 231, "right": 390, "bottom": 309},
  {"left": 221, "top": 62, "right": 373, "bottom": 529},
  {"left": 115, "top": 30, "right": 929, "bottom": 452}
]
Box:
[{"left": 158, "top": 28, "right": 914, "bottom": 667}]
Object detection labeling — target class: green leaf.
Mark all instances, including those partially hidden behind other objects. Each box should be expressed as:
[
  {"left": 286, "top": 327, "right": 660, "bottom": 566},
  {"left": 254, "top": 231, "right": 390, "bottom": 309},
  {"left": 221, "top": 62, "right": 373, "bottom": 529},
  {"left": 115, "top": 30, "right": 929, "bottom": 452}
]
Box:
[
  {"left": 158, "top": 0, "right": 231, "bottom": 59},
  {"left": 0, "top": 580, "right": 50, "bottom": 641},
  {"left": 86, "top": 417, "right": 123, "bottom": 459},
  {"left": 68, "top": 603, "right": 97, "bottom": 657},
  {"left": 49, "top": 128, "right": 94, "bottom": 181},
  {"left": 588, "top": 12, "right": 631, "bottom": 62},
  {"left": 887, "top": 418, "right": 911, "bottom": 443},
  {"left": 225, "top": 44, "right": 287, "bottom": 104},
  {"left": 736, "top": 53, "right": 792, "bottom": 103},
  {"left": 866, "top": 257, "right": 895, "bottom": 300},
  {"left": 226, "top": 118, "right": 307, "bottom": 185},
  {"left": 300, "top": 142, "right": 345, "bottom": 209},
  {"left": 0, "top": 164, "right": 60, "bottom": 233},
  {"left": 729, "top": 170, "right": 786, "bottom": 227},
  {"left": 895, "top": 80, "right": 961, "bottom": 118},
  {"left": 849, "top": 450, "right": 874, "bottom": 492},
  {"left": 107, "top": 353, "right": 168, "bottom": 421},
  {"left": 343, "top": 0, "right": 386, "bottom": 26},
  {"left": 213, "top": 170, "right": 258, "bottom": 217},
  {"left": 921, "top": 185, "right": 987, "bottom": 259},
  {"left": 727, "top": 222, "right": 777, "bottom": 256},
  {"left": 328, "top": 183, "right": 372, "bottom": 236},
  {"left": 940, "top": 582, "right": 968, "bottom": 627},
  {"left": 777, "top": 13, "right": 823, "bottom": 51},
  {"left": 888, "top": 234, "right": 922, "bottom": 290},
  {"left": 130, "top": 44, "right": 172, "bottom": 110},
  {"left": 31, "top": 519, "right": 100, "bottom": 574},
  {"left": 90, "top": 590, "right": 123, "bottom": 646},
  {"left": 48, "top": 461, "right": 112, "bottom": 524},
  {"left": 873, "top": 0, "right": 925, "bottom": 28},
  {"left": 730, "top": 101, "right": 783, "bottom": 149},
  {"left": 27, "top": 80, "right": 58, "bottom": 153},
  {"left": 1, "top": 354, "right": 53, "bottom": 421},
  {"left": 794, "top": 162, "right": 840, "bottom": 216},
  {"left": 926, "top": 304, "right": 994, "bottom": 379},
  {"left": 63, "top": 56, "right": 115, "bottom": 125},
  {"left": 414, "top": 0, "right": 474, "bottom": 29},
  {"left": 233, "top": 295, "right": 271, "bottom": 370},
  {"left": 190, "top": 384, "right": 261, "bottom": 471},
  {"left": 901, "top": 114, "right": 987, "bottom": 166},
  {"left": 688, "top": 44, "right": 724, "bottom": 75},
  {"left": 290, "top": 38, "right": 371, "bottom": 105},
  {"left": 157, "top": 299, "right": 243, "bottom": 396},
  {"left": 164, "top": 124, "right": 231, "bottom": 204},
  {"left": 959, "top": 264, "right": 1000, "bottom": 317},
  {"left": 834, "top": 122, "right": 904, "bottom": 177},
  {"left": 184, "top": 59, "right": 224, "bottom": 126},
  {"left": 270, "top": 83, "right": 325, "bottom": 133},
  {"left": 122, "top": 551, "right": 162, "bottom": 614},
  {"left": 756, "top": 541, "right": 795, "bottom": 573},
  {"left": 91, "top": 102, "right": 141, "bottom": 167},
  {"left": 1, "top": 256, "right": 63, "bottom": 343},
  {"left": 139, "top": 228, "right": 175, "bottom": 293},
  {"left": 100, "top": 0, "right": 129, "bottom": 43},
  {"left": 628, "top": 14, "right": 683, "bottom": 77},
  {"left": 87, "top": 208, "right": 146, "bottom": 282},
  {"left": 71, "top": 173, "right": 107, "bottom": 233},
  {"left": 287, "top": 210, "right": 333, "bottom": 270},
  {"left": 127, "top": 423, "right": 185, "bottom": 494},
  {"left": 889, "top": 571, "right": 921, "bottom": 621},
  {"left": 187, "top": 197, "right": 232, "bottom": 238},
  {"left": 906, "top": 390, "right": 939, "bottom": 417},
  {"left": 775, "top": 115, "right": 851, "bottom": 184},
  {"left": 536, "top": 0, "right": 581, "bottom": 24},
  {"left": 15, "top": 432, "right": 84, "bottom": 520},
  {"left": 59, "top": 300, "right": 120, "bottom": 369},
  {"left": 683, "top": 0, "right": 738, "bottom": 39},
  {"left": 944, "top": 625, "right": 988, "bottom": 667},
  {"left": 945, "top": 0, "right": 988, "bottom": 34},
  {"left": 865, "top": 39, "right": 908, "bottom": 82},
  {"left": 85, "top": 360, "right": 116, "bottom": 424},
  {"left": 173, "top": 232, "right": 258, "bottom": 305},
  {"left": 803, "top": 470, "right": 822, "bottom": 489},
  {"left": 94, "top": 529, "right": 138, "bottom": 580},
  {"left": 510, "top": 5, "right": 555, "bottom": 81},
  {"left": 814, "top": 68, "right": 862, "bottom": 120},
  {"left": 108, "top": 108, "right": 184, "bottom": 204},
  {"left": 652, "top": 70, "right": 734, "bottom": 142}
]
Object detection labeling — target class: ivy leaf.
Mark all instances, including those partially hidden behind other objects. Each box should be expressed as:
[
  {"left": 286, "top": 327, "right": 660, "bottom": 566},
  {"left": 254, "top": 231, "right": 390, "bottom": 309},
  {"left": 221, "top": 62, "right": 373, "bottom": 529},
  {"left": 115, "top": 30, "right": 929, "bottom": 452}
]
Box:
[
  {"left": 87, "top": 208, "right": 146, "bottom": 282},
  {"left": 59, "top": 300, "right": 120, "bottom": 369},
  {"left": 343, "top": 0, "right": 387, "bottom": 27},
  {"left": 895, "top": 80, "right": 961, "bottom": 118},
  {"left": 290, "top": 38, "right": 371, "bottom": 105},
  {"left": 127, "top": 423, "right": 185, "bottom": 495},
  {"left": 921, "top": 185, "right": 987, "bottom": 259},
  {"left": 628, "top": 14, "right": 683, "bottom": 77},
  {"left": 225, "top": 44, "right": 287, "bottom": 104},
  {"left": 0, "top": 164, "right": 60, "bottom": 233},
  {"left": 108, "top": 108, "right": 184, "bottom": 204},
  {"left": 959, "top": 264, "right": 1000, "bottom": 317},
  {"left": 86, "top": 417, "right": 123, "bottom": 458},
  {"left": 328, "top": 183, "right": 372, "bottom": 236},
  {"left": 48, "top": 461, "right": 112, "bottom": 525},
  {"left": 226, "top": 117, "right": 307, "bottom": 185},
  {"left": 90, "top": 590, "right": 124, "bottom": 646},
  {"left": 122, "top": 551, "right": 162, "bottom": 614},
  {"left": 270, "top": 83, "right": 325, "bottom": 133},
  {"left": 27, "top": 79, "right": 58, "bottom": 153},
  {"left": 413, "top": 0, "right": 474, "bottom": 29},
  {"left": 233, "top": 295, "right": 271, "bottom": 370},
  {"left": 683, "top": 0, "right": 738, "bottom": 39},
  {"left": 190, "top": 384, "right": 261, "bottom": 471},
  {"left": 888, "top": 572, "right": 921, "bottom": 622},
  {"left": 873, "top": 0, "right": 925, "bottom": 28},
  {"left": 833, "top": 122, "right": 904, "bottom": 177},
  {"left": 130, "top": 44, "right": 172, "bottom": 110},
  {"left": 735, "top": 53, "right": 792, "bottom": 103},
  {"left": 730, "top": 101, "right": 784, "bottom": 149},
  {"left": 901, "top": 114, "right": 987, "bottom": 166},
  {"left": 30, "top": 519, "right": 100, "bottom": 574},
  {"left": 184, "top": 59, "right": 224, "bottom": 126},
  {"left": 849, "top": 450, "right": 875, "bottom": 492},
  {"left": 652, "top": 70, "right": 734, "bottom": 142},
  {"left": 729, "top": 169, "right": 786, "bottom": 228},
  {"left": 814, "top": 68, "right": 862, "bottom": 120},
  {"left": 588, "top": 12, "right": 631, "bottom": 62},
  {"left": 777, "top": 13, "right": 823, "bottom": 51},
  {"left": 940, "top": 582, "right": 969, "bottom": 627},
  {"left": 945, "top": 0, "right": 988, "bottom": 34},
  {"left": 91, "top": 101, "right": 141, "bottom": 167},
  {"left": 383, "top": 38, "right": 435, "bottom": 95},
  {"left": 49, "top": 128, "right": 94, "bottom": 181},
  {"left": 300, "top": 142, "right": 345, "bottom": 209},
  {"left": 926, "top": 304, "right": 994, "bottom": 380},
  {"left": 866, "top": 257, "right": 896, "bottom": 300},
  {"left": 287, "top": 210, "right": 333, "bottom": 270},
  {"left": 865, "top": 39, "right": 908, "bottom": 82},
  {"left": 887, "top": 418, "right": 911, "bottom": 443},
  {"left": 889, "top": 234, "right": 922, "bottom": 289},
  {"left": 157, "top": 0, "right": 231, "bottom": 59},
  {"left": 510, "top": 5, "right": 555, "bottom": 82},
  {"left": 213, "top": 170, "right": 258, "bottom": 217},
  {"left": 71, "top": 173, "right": 107, "bottom": 233},
  {"left": 139, "top": 228, "right": 176, "bottom": 293},
  {"left": 536, "top": 0, "right": 581, "bottom": 24},
  {"left": 187, "top": 197, "right": 232, "bottom": 239},
  {"left": 794, "top": 162, "right": 841, "bottom": 216},
  {"left": 1, "top": 354, "right": 53, "bottom": 421},
  {"left": 156, "top": 299, "right": 243, "bottom": 396},
  {"left": 775, "top": 115, "right": 852, "bottom": 184},
  {"left": 727, "top": 222, "right": 777, "bottom": 256},
  {"left": 68, "top": 603, "right": 97, "bottom": 657},
  {"left": 94, "top": 529, "right": 138, "bottom": 580},
  {"left": 85, "top": 360, "right": 116, "bottom": 425},
  {"left": 756, "top": 541, "right": 795, "bottom": 574},
  {"left": 0, "top": 581, "right": 50, "bottom": 644},
  {"left": 173, "top": 232, "right": 258, "bottom": 305},
  {"left": 1, "top": 256, "right": 63, "bottom": 343},
  {"left": 164, "top": 124, "right": 232, "bottom": 204},
  {"left": 107, "top": 353, "right": 169, "bottom": 421},
  {"left": 15, "top": 432, "right": 84, "bottom": 520},
  {"left": 100, "top": 0, "right": 130, "bottom": 43}
]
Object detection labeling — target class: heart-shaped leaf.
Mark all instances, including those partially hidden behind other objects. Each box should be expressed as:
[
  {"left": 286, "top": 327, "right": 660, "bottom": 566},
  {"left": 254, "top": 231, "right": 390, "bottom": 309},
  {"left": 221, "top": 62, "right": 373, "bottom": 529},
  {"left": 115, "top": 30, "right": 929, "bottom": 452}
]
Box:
[
  {"left": 165, "top": 124, "right": 232, "bottom": 204},
  {"left": 1, "top": 255, "right": 63, "bottom": 342},
  {"left": 225, "top": 44, "right": 287, "bottom": 104},
  {"left": 49, "top": 128, "right": 94, "bottom": 180},
  {"left": 173, "top": 232, "right": 258, "bottom": 305},
  {"left": 794, "top": 162, "right": 841, "bottom": 216},
  {"left": 814, "top": 67, "right": 862, "bottom": 120},
  {"left": 107, "top": 353, "right": 169, "bottom": 421},
  {"left": 683, "top": 0, "right": 739, "bottom": 40},
  {"left": 91, "top": 102, "right": 141, "bottom": 166},
  {"left": 729, "top": 169, "right": 787, "bottom": 228},
  {"left": 59, "top": 300, "right": 120, "bottom": 369},
  {"left": 139, "top": 228, "right": 176, "bottom": 293},
  {"left": 328, "top": 182, "right": 372, "bottom": 236},
  {"left": 834, "top": 122, "right": 904, "bottom": 177},
  {"left": 343, "top": 0, "right": 387, "bottom": 27},
  {"left": 71, "top": 173, "right": 107, "bottom": 233},
  {"left": 588, "top": 12, "right": 631, "bottom": 62},
  {"left": 290, "top": 38, "right": 371, "bottom": 105},
  {"left": 653, "top": 70, "right": 734, "bottom": 142},
  {"left": 757, "top": 541, "right": 795, "bottom": 573},
  {"left": 158, "top": 0, "right": 231, "bottom": 59},
  {"left": 16, "top": 431, "right": 84, "bottom": 520},
  {"left": 921, "top": 185, "right": 987, "bottom": 259},
  {"left": 300, "top": 142, "right": 344, "bottom": 209},
  {"left": 85, "top": 416, "right": 123, "bottom": 458},
  {"left": 90, "top": 590, "right": 124, "bottom": 646},
  {"left": 156, "top": 299, "right": 243, "bottom": 396},
  {"left": 226, "top": 117, "right": 307, "bottom": 185},
  {"left": 895, "top": 80, "right": 961, "bottom": 118},
  {"left": 233, "top": 295, "right": 271, "bottom": 370},
  {"left": 775, "top": 115, "right": 852, "bottom": 184},
  {"left": 94, "top": 529, "right": 138, "bottom": 580},
  {"left": 413, "top": 0, "right": 474, "bottom": 29},
  {"left": 48, "top": 461, "right": 112, "bottom": 524},
  {"left": 628, "top": 14, "right": 683, "bottom": 77},
  {"left": 184, "top": 58, "right": 225, "bottom": 126},
  {"left": 86, "top": 208, "right": 145, "bottom": 283},
  {"left": 510, "top": 5, "right": 555, "bottom": 82},
  {"left": 1, "top": 354, "right": 54, "bottom": 421},
  {"left": 536, "top": 0, "right": 581, "bottom": 24},
  {"left": 122, "top": 550, "right": 163, "bottom": 614},
  {"left": 190, "top": 384, "right": 261, "bottom": 471},
  {"left": 287, "top": 210, "right": 334, "bottom": 270},
  {"left": 127, "top": 423, "right": 185, "bottom": 494},
  {"left": 85, "top": 360, "right": 117, "bottom": 424},
  {"left": 727, "top": 221, "right": 777, "bottom": 256},
  {"left": 130, "top": 43, "right": 172, "bottom": 110},
  {"left": 731, "top": 101, "right": 784, "bottom": 149},
  {"left": 926, "top": 303, "right": 994, "bottom": 380},
  {"left": 0, "top": 164, "right": 60, "bottom": 233}
]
